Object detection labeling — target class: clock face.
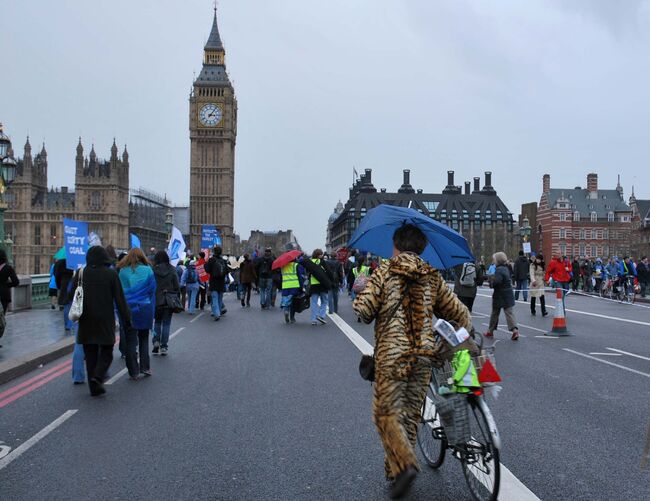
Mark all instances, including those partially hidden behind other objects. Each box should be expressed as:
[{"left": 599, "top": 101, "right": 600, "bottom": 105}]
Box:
[{"left": 199, "top": 103, "right": 223, "bottom": 126}]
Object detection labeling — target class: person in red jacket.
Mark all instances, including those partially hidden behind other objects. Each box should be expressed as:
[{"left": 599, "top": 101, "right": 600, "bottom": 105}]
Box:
[{"left": 545, "top": 254, "right": 572, "bottom": 309}]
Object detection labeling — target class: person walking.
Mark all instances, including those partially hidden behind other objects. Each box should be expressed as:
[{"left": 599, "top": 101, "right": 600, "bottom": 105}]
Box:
[
  {"left": 181, "top": 259, "right": 200, "bottom": 314},
  {"left": 351, "top": 256, "right": 370, "bottom": 300},
  {"left": 55, "top": 258, "right": 75, "bottom": 329},
  {"left": 485, "top": 252, "right": 520, "bottom": 340},
  {"left": 353, "top": 224, "right": 473, "bottom": 498},
  {"left": 0, "top": 249, "right": 19, "bottom": 314},
  {"left": 637, "top": 256, "right": 649, "bottom": 298},
  {"left": 176, "top": 259, "right": 186, "bottom": 309},
  {"left": 453, "top": 261, "right": 482, "bottom": 312},
  {"left": 205, "top": 245, "right": 229, "bottom": 321},
  {"left": 281, "top": 257, "right": 305, "bottom": 323},
  {"left": 239, "top": 254, "right": 256, "bottom": 307},
  {"left": 118, "top": 248, "right": 156, "bottom": 379},
  {"left": 308, "top": 249, "right": 329, "bottom": 325},
  {"left": 195, "top": 251, "right": 209, "bottom": 311},
  {"left": 529, "top": 254, "right": 548, "bottom": 316},
  {"left": 325, "top": 254, "right": 344, "bottom": 314},
  {"left": 545, "top": 253, "right": 572, "bottom": 308},
  {"left": 73, "top": 246, "right": 132, "bottom": 397},
  {"left": 256, "top": 248, "right": 275, "bottom": 309},
  {"left": 152, "top": 251, "right": 180, "bottom": 355},
  {"left": 513, "top": 251, "right": 530, "bottom": 302},
  {"left": 48, "top": 260, "right": 58, "bottom": 310}
]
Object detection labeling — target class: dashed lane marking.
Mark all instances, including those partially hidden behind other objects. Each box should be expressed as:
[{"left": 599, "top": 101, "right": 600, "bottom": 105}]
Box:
[
  {"left": 605, "top": 347, "right": 650, "bottom": 361},
  {"left": 589, "top": 353, "right": 622, "bottom": 357},
  {"left": 190, "top": 313, "right": 205, "bottom": 323},
  {"left": 0, "top": 410, "right": 78, "bottom": 471},
  {"left": 563, "top": 349, "right": 650, "bottom": 378},
  {"left": 328, "top": 312, "right": 541, "bottom": 501}
]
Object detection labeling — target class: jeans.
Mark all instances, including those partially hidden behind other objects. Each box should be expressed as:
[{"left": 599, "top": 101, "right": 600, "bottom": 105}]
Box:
[
  {"left": 328, "top": 287, "right": 339, "bottom": 314},
  {"left": 153, "top": 308, "right": 173, "bottom": 348},
  {"left": 125, "top": 328, "right": 150, "bottom": 376},
  {"left": 187, "top": 286, "right": 199, "bottom": 314},
  {"left": 310, "top": 292, "right": 328, "bottom": 322},
  {"left": 63, "top": 303, "right": 73, "bottom": 330},
  {"left": 281, "top": 295, "right": 296, "bottom": 320},
  {"left": 210, "top": 291, "right": 223, "bottom": 317},
  {"left": 72, "top": 343, "right": 86, "bottom": 383},
  {"left": 514, "top": 279, "right": 528, "bottom": 301},
  {"left": 259, "top": 278, "right": 272, "bottom": 307}
]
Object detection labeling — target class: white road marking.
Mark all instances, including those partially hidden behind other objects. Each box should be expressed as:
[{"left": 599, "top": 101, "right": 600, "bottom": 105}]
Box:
[
  {"left": 0, "top": 410, "right": 77, "bottom": 471},
  {"left": 170, "top": 327, "right": 185, "bottom": 339},
  {"left": 606, "top": 347, "right": 650, "bottom": 361},
  {"left": 476, "top": 293, "right": 650, "bottom": 327},
  {"left": 589, "top": 353, "right": 622, "bottom": 357},
  {"left": 534, "top": 336, "right": 559, "bottom": 339},
  {"left": 563, "top": 349, "right": 650, "bottom": 378},
  {"left": 105, "top": 368, "right": 128, "bottom": 385},
  {"left": 515, "top": 322, "right": 547, "bottom": 333},
  {"left": 190, "top": 313, "right": 205, "bottom": 323},
  {"left": 329, "top": 313, "right": 540, "bottom": 501},
  {"left": 471, "top": 312, "right": 489, "bottom": 318}
]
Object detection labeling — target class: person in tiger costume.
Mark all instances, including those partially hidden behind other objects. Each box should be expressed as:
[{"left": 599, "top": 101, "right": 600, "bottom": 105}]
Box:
[{"left": 353, "top": 224, "right": 472, "bottom": 499}]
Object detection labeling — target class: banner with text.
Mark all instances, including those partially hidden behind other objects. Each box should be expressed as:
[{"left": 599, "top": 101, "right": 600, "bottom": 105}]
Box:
[
  {"left": 201, "top": 225, "right": 222, "bottom": 250},
  {"left": 64, "top": 218, "right": 89, "bottom": 270}
]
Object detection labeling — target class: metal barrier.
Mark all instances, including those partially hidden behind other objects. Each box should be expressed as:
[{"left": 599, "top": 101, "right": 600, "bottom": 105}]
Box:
[
  {"left": 8, "top": 274, "right": 50, "bottom": 312},
  {"left": 31, "top": 274, "right": 51, "bottom": 306}
]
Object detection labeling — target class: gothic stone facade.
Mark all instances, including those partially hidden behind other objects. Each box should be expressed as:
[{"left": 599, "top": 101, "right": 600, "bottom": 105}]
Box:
[
  {"left": 189, "top": 10, "right": 237, "bottom": 254},
  {"left": 5, "top": 138, "right": 129, "bottom": 275},
  {"left": 537, "top": 173, "right": 632, "bottom": 260}
]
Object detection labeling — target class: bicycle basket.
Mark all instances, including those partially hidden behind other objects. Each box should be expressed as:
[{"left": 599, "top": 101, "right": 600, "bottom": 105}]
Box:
[
  {"left": 432, "top": 348, "right": 497, "bottom": 389},
  {"left": 433, "top": 393, "right": 470, "bottom": 447}
]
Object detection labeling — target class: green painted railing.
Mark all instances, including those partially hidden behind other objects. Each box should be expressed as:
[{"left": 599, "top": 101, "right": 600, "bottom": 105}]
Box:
[{"left": 31, "top": 274, "right": 51, "bottom": 305}]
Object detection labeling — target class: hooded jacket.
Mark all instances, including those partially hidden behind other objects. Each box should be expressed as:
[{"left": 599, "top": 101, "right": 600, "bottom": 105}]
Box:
[
  {"left": 153, "top": 263, "right": 180, "bottom": 308},
  {"left": 353, "top": 252, "right": 472, "bottom": 377},
  {"left": 545, "top": 257, "right": 572, "bottom": 283},
  {"left": 490, "top": 264, "right": 515, "bottom": 309},
  {"left": 75, "top": 246, "right": 131, "bottom": 345}
]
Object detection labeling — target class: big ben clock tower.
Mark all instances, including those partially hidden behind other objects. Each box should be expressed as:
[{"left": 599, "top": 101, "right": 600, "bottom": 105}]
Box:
[{"left": 189, "top": 8, "right": 237, "bottom": 253}]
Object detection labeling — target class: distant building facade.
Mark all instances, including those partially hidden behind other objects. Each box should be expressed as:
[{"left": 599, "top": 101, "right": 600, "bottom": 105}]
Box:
[
  {"left": 537, "top": 173, "right": 632, "bottom": 260},
  {"left": 129, "top": 188, "right": 172, "bottom": 253},
  {"left": 237, "top": 230, "right": 300, "bottom": 257},
  {"left": 629, "top": 191, "right": 650, "bottom": 258},
  {"left": 329, "top": 169, "right": 516, "bottom": 262}
]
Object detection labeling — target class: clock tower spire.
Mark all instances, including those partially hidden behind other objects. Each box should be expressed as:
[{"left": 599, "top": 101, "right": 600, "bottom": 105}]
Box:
[{"left": 189, "top": 7, "right": 238, "bottom": 253}]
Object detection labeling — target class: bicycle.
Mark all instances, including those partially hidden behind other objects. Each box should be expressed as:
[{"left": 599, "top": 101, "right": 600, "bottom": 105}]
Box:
[
  {"left": 417, "top": 342, "right": 501, "bottom": 501},
  {"left": 599, "top": 278, "right": 613, "bottom": 299}
]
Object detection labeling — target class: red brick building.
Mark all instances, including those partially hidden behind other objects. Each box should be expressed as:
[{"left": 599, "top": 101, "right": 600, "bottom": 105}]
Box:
[{"left": 537, "top": 173, "right": 632, "bottom": 260}]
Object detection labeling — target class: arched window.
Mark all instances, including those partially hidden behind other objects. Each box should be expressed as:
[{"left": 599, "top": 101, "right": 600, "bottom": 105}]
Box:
[
  {"left": 91, "top": 191, "right": 101, "bottom": 210},
  {"left": 590, "top": 211, "right": 597, "bottom": 222},
  {"left": 574, "top": 211, "right": 580, "bottom": 221}
]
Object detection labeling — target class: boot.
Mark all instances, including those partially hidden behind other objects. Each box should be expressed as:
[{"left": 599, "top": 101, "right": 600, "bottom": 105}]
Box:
[
  {"left": 530, "top": 297, "right": 536, "bottom": 316},
  {"left": 540, "top": 295, "right": 548, "bottom": 316}
]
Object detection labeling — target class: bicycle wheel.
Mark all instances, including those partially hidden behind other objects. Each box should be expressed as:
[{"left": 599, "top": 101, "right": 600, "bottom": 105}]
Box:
[
  {"left": 417, "top": 384, "right": 446, "bottom": 468},
  {"left": 461, "top": 397, "right": 500, "bottom": 501}
]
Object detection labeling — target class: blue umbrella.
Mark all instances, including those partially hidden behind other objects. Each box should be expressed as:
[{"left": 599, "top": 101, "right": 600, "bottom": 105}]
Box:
[{"left": 347, "top": 204, "right": 474, "bottom": 269}]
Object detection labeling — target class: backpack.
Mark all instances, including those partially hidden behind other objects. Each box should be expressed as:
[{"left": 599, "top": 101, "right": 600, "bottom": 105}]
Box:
[
  {"left": 210, "top": 258, "right": 226, "bottom": 280},
  {"left": 187, "top": 266, "right": 197, "bottom": 284},
  {"left": 459, "top": 262, "right": 477, "bottom": 287}
]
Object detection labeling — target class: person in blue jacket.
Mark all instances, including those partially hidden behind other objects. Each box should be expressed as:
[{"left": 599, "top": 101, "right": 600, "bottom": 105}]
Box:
[{"left": 118, "top": 247, "right": 156, "bottom": 379}]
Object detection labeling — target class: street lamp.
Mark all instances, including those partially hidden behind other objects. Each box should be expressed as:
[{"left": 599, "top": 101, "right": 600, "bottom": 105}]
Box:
[
  {"left": 0, "top": 123, "right": 17, "bottom": 261},
  {"left": 520, "top": 216, "right": 532, "bottom": 255}
]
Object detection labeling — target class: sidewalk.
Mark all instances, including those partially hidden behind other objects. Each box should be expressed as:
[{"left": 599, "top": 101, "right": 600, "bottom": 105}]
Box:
[{"left": 0, "top": 307, "right": 75, "bottom": 384}]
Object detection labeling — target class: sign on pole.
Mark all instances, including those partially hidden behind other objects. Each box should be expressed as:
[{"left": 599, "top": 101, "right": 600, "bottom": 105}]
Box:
[
  {"left": 201, "top": 225, "right": 222, "bottom": 250},
  {"left": 63, "top": 218, "right": 89, "bottom": 270},
  {"left": 522, "top": 242, "right": 532, "bottom": 254}
]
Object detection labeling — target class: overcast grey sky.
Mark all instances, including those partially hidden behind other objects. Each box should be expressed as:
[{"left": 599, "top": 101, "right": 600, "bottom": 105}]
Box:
[{"left": 2, "top": 0, "right": 650, "bottom": 251}]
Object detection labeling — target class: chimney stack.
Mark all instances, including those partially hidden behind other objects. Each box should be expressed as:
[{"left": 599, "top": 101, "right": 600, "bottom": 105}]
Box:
[
  {"left": 464, "top": 182, "right": 471, "bottom": 195},
  {"left": 403, "top": 169, "right": 410, "bottom": 186},
  {"left": 587, "top": 173, "right": 598, "bottom": 192},
  {"left": 364, "top": 168, "right": 372, "bottom": 183},
  {"left": 543, "top": 174, "right": 550, "bottom": 193},
  {"left": 473, "top": 177, "right": 480, "bottom": 193},
  {"left": 484, "top": 171, "right": 492, "bottom": 188},
  {"left": 447, "top": 170, "right": 454, "bottom": 187},
  {"left": 398, "top": 169, "right": 415, "bottom": 194}
]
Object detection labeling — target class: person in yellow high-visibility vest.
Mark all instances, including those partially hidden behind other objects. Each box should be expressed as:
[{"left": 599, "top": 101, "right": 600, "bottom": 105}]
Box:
[
  {"left": 309, "top": 249, "right": 329, "bottom": 325},
  {"left": 281, "top": 258, "right": 305, "bottom": 324}
]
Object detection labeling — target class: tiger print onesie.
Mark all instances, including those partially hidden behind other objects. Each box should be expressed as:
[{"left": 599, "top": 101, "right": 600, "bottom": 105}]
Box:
[{"left": 353, "top": 252, "right": 472, "bottom": 480}]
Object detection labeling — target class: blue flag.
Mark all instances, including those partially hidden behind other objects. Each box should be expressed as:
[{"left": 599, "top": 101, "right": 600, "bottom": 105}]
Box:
[{"left": 130, "top": 233, "right": 141, "bottom": 249}]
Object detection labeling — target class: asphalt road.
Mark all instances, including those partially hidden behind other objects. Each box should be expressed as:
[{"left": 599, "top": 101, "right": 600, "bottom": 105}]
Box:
[{"left": 1, "top": 288, "right": 649, "bottom": 500}]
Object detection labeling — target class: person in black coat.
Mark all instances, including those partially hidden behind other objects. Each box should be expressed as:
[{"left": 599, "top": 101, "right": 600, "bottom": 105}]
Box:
[
  {"left": 72, "top": 246, "right": 132, "bottom": 396},
  {"left": 513, "top": 251, "right": 530, "bottom": 302},
  {"left": 152, "top": 251, "right": 180, "bottom": 355},
  {"left": 0, "top": 249, "right": 20, "bottom": 313},
  {"left": 486, "top": 252, "right": 519, "bottom": 341},
  {"left": 205, "top": 246, "right": 230, "bottom": 319}
]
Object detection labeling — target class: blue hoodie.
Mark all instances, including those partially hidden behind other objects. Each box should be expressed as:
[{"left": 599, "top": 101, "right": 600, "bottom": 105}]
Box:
[{"left": 119, "top": 264, "right": 156, "bottom": 330}]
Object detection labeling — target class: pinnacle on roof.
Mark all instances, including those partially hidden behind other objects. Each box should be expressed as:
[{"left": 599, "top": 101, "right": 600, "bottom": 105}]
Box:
[{"left": 205, "top": 9, "right": 224, "bottom": 51}]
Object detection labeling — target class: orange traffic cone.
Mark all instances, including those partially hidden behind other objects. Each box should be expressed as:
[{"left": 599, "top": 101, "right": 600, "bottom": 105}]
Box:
[{"left": 546, "top": 287, "right": 571, "bottom": 336}]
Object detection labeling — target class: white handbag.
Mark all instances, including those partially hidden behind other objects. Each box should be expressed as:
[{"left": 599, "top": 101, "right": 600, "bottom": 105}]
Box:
[{"left": 68, "top": 267, "right": 84, "bottom": 322}]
